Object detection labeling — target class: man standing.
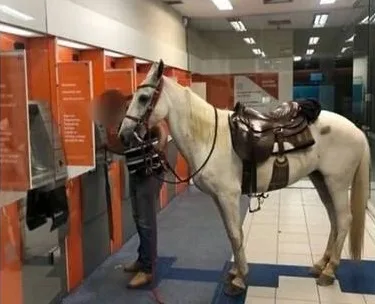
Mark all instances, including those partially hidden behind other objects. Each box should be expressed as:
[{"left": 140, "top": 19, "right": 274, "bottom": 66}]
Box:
[{"left": 96, "top": 90, "right": 168, "bottom": 288}]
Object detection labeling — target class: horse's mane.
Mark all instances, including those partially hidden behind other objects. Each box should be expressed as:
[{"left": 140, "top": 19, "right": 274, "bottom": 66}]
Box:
[{"left": 165, "top": 77, "right": 229, "bottom": 148}]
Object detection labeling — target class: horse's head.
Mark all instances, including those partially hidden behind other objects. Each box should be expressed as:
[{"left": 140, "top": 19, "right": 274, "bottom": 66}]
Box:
[{"left": 118, "top": 59, "right": 168, "bottom": 146}]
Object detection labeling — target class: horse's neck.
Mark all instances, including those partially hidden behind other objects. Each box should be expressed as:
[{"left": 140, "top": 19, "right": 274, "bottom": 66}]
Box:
[{"left": 164, "top": 79, "right": 219, "bottom": 169}]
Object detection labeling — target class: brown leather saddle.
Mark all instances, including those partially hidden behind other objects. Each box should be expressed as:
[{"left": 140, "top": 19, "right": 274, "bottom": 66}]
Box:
[{"left": 229, "top": 101, "right": 316, "bottom": 194}]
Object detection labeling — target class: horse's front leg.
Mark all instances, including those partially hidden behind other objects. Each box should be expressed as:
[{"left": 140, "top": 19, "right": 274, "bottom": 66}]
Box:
[{"left": 214, "top": 191, "right": 248, "bottom": 296}]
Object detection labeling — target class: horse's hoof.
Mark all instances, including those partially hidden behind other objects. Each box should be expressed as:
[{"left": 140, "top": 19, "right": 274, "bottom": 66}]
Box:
[
  {"left": 316, "top": 273, "right": 335, "bottom": 286},
  {"left": 309, "top": 265, "right": 323, "bottom": 277},
  {"left": 224, "top": 282, "right": 246, "bottom": 297}
]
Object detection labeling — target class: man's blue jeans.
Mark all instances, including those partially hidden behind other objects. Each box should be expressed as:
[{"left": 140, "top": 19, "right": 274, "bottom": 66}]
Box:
[{"left": 129, "top": 171, "right": 164, "bottom": 274}]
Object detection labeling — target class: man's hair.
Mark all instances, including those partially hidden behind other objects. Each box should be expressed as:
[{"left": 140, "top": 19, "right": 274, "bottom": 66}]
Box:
[{"left": 98, "top": 89, "right": 132, "bottom": 111}]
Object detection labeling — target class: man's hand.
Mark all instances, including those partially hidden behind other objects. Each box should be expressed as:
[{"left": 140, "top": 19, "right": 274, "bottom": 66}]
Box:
[{"left": 152, "top": 122, "right": 168, "bottom": 153}]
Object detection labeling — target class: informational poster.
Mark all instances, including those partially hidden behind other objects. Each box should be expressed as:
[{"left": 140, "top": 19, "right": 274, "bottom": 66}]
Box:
[
  {"left": 234, "top": 73, "right": 279, "bottom": 107},
  {"left": 0, "top": 51, "right": 31, "bottom": 191},
  {"left": 57, "top": 61, "right": 95, "bottom": 174},
  {"left": 104, "top": 69, "right": 133, "bottom": 96}
]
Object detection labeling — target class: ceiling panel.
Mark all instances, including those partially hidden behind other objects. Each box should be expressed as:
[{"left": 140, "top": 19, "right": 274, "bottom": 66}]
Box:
[{"left": 163, "top": 0, "right": 360, "bottom": 18}]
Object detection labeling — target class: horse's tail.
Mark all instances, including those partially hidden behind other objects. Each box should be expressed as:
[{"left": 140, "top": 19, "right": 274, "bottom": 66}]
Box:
[{"left": 349, "top": 133, "right": 370, "bottom": 260}]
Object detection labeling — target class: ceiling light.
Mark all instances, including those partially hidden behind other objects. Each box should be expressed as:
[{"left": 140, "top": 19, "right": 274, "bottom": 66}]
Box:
[
  {"left": 294, "top": 56, "right": 302, "bottom": 62},
  {"left": 309, "top": 37, "right": 320, "bottom": 45},
  {"left": 210, "top": 0, "right": 233, "bottom": 10},
  {"left": 57, "top": 39, "right": 92, "bottom": 50},
  {"left": 261, "top": 51, "right": 266, "bottom": 58},
  {"left": 341, "top": 46, "right": 351, "bottom": 53},
  {"left": 104, "top": 50, "right": 125, "bottom": 58},
  {"left": 359, "top": 14, "right": 375, "bottom": 24},
  {"left": 244, "top": 37, "right": 255, "bottom": 44},
  {"left": 320, "top": 0, "right": 335, "bottom": 4},
  {"left": 230, "top": 20, "right": 247, "bottom": 32},
  {"left": 252, "top": 48, "right": 261, "bottom": 55},
  {"left": 313, "top": 14, "right": 329, "bottom": 28},
  {"left": 0, "top": 5, "right": 34, "bottom": 21},
  {"left": 0, "top": 23, "right": 40, "bottom": 37},
  {"left": 346, "top": 34, "right": 355, "bottom": 43},
  {"left": 306, "top": 49, "right": 314, "bottom": 55}
]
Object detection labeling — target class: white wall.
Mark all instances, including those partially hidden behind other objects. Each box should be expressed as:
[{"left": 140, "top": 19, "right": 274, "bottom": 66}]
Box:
[
  {"left": 0, "top": 0, "right": 188, "bottom": 69},
  {"left": 0, "top": 0, "right": 47, "bottom": 32},
  {"left": 194, "top": 57, "right": 293, "bottom": 103},
  {"left": 46, "top": 0, "right": 188, "bottom": 69}
]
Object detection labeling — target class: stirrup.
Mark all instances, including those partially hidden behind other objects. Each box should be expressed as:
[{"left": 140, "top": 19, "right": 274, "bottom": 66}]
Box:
[{"left": 247, "top": 193, "right": 269, "bottom": 213}]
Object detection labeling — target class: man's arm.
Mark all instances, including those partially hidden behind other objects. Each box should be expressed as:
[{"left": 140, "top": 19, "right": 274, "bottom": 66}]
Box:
[{"left": 151, "top": 122, "right": 168, "bottom": 152}]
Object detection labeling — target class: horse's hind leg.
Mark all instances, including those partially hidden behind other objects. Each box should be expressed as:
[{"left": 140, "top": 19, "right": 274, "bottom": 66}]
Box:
[
  {"left": 308, "top": 171, "right": 337, "bottom": 277},
  {"left": 214, "top": 191, "right": 248, "bottom": 296},
  {"left": 316, "top": 175, "right": 352, "bottom": 286}
]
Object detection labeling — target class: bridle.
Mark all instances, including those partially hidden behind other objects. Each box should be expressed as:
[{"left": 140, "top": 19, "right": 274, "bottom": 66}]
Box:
[
  {"left": 123, "top": 78, "right": 164, "bottom": 143},
  {"left": 119, "top": 76, "right": 219, "bottom": 185}
]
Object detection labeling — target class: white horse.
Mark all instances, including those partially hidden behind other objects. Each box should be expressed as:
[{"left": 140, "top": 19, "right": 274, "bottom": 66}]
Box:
[{"left": 118, "top": 60, "right": 370, "bottom": 296}]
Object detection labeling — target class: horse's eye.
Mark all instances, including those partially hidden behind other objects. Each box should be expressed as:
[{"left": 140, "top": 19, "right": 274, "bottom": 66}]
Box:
[{"left": 139, "top": 94, "right": 149, "bottom": 104}]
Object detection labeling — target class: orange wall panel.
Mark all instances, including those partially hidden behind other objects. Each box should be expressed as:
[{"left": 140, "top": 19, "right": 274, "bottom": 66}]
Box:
[
  {"left": 0, "top": 33, "right": 27, "bottom": 51},
  {"left": 57, "top": 46, "right": 79, "bottom": 62},
  {"left": 192, "top": 74, "right": 234, "bottom": 109},
  {"left": 175, "top": 153, "right": 189, "bottom": 194},
  {"left": 0, "top": 202, "right": 23, "bottom": 304},
  {"left": 80, "top": 49, "right": 105, "bottom": 98},
  {"left": 65, "top": 178, "right": 84, "bottom": 291},
  {"left": 109, "top": 162, "right": 123, "bottom": 253}
]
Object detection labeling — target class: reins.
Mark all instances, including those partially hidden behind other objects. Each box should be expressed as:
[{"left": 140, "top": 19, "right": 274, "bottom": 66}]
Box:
[{"left": 146, "top": 106, "right": 218, "bottom": 185}]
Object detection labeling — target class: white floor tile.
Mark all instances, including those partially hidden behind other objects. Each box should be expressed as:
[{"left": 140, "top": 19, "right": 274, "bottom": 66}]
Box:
[
  {"left": 278, "top": 233, "right": 309, "bottom": 245},
  {"left": 276, "top": 276, "right": 319, "bottom": 302},
  {"left": 246, "top": 251, "right": 277, "bottom": 264},
  {"left": 279, "top": 215, "right": 307, "bottom": 226},
  {"left": 278, "top": 242, "right": 311, "bottom": 255},
  {"left": 246, "top": 286, "right": 276, "bottom": 298},
  {"left": 307, "top": 224, "right": 330, "bottom": 235},
  {"left": 245, "top": 297, "right": 275, "bottom": 304},
  {"left": 252, "top": 214, "right": 279, "bottom": 225},
  {"left": 277, "top": 253, "right": 313, "bottom": 266},
  {"left": 250, "top": 224, "right": 279, "bottom": 236},
  {"left": 279, "top": 223, "right": 308, "bottom": 234},
  {"left": 364, "top": 294, "right": 375, "bottom": 304},
  {"left": 277, "top": 300, "right": 318, "bottom": 304},
  {"left": 318, "top": 282, "right": 366, "bottom": 304}
]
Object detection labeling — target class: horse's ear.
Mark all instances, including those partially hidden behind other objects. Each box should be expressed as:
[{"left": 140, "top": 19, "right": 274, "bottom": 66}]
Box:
[{"left": 156, "top": 59, "right": 164, "bottom": 80}]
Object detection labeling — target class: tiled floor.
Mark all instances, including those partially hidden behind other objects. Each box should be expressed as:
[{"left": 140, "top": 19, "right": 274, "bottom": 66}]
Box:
[{"left": 240, "top": 182, "right": 375, "bottom": 304}]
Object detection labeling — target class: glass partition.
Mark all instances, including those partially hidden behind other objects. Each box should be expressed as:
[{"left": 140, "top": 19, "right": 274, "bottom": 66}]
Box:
[{"left": 0, "top": 1, "right": 67, "bottom": 301}]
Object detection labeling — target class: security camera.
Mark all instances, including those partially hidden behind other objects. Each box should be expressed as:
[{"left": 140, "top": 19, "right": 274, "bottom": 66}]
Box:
[{"left": 182, "top": 16, "right": 189, "bottom": 28}]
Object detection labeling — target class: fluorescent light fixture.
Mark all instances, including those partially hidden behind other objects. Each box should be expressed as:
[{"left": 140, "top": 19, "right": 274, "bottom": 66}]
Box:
[
  {"left": 313, "top": 14, "right": 329, "bottom": 28},
  {"left": 0, "top": 5, "right": 34, "bottom": 21},
  {"left": 320, "top": 0, "right": 335, "bottom": 4},
  {"left": 306, "top": 49, "right": 314, "bottom": 55},
  {"left": 360, "top": 14, "right": 375, "bottom": 24},
  {"left": 230, "top": 20, "right": 247, "bottom": 32},
  {"left": 104, "top": 50, "right": 125, "bottom": 58},
  {"left": 294, "top": 56, "right": 302, "bottom": 62},
  {"left": 244, "top": 37, "right": 255, "bottom": 44},
  {"left": 341, "top": 46, "right": 351, "bottom": 53},
  {"left": 309, "top": 37, "right": 320, "bottom": 45},
  {"left": 211, "top": 0, "right": 233, "bottom": 10},
  {"left": 57, "top": 39, "right": 92, "bottom": 50},
  {"left": 252, "top": 48, "right": 261, "bottom": 55},
  {"left": 345, "top": 34, "right": 355, "bottom": 43},
  {"left": 261, "top": 51, "right": 266, "bottom": 58},
  {"left": 0, "top": 23, "right": 40, "bottom": 37}
]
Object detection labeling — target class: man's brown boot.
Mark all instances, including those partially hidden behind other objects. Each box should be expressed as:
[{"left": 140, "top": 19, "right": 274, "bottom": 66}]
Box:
[
  {"left": 123, "top": 260, "right": 142, "bottom": 273},
  {"left": 127, "top": 271, "right": 153, "bottom": 289}
]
